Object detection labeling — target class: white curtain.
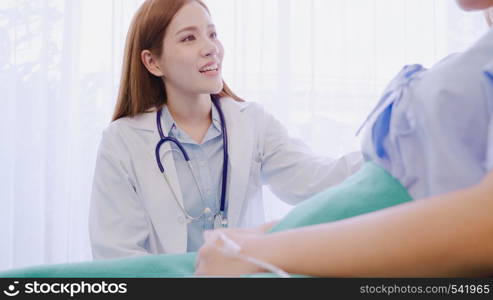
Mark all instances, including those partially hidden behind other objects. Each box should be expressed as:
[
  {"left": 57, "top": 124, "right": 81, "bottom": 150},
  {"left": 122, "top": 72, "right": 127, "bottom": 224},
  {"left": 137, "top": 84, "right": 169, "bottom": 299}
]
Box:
[{"left": 0, "top": 0, "right": 487, "bottom": 270}]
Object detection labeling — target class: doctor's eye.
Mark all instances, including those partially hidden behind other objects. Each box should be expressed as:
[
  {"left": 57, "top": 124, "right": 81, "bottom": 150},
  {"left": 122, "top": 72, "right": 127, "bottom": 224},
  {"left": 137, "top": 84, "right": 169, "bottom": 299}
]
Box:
[
  {"left": 210, "top": 32, "right": 218, "bottom": 39},
  {"left": 181, "top": 35, "right": 196, "bottom": 42}
]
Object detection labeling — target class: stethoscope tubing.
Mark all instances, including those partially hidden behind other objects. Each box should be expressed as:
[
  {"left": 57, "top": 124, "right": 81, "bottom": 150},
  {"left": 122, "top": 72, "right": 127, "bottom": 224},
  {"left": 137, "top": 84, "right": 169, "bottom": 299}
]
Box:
[{"left": 155, "top": 96, "right": 229, "bottom": 225}]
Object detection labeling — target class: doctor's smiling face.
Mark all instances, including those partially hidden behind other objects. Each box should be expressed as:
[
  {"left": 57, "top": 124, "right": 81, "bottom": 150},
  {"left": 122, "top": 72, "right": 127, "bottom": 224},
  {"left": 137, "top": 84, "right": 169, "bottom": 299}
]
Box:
[
  {"left": 113, "top": 0, "right": 242, "bottom": 121},
  {"left": 142, "top": 0, "right": 224, "bottom": 98}
]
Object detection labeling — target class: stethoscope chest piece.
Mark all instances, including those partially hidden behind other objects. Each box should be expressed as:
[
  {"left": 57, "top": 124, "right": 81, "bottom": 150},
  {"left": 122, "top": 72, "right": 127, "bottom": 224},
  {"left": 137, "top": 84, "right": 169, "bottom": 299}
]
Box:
[{"left": 214, "top": 213, "right": 228, "bottom": 229}]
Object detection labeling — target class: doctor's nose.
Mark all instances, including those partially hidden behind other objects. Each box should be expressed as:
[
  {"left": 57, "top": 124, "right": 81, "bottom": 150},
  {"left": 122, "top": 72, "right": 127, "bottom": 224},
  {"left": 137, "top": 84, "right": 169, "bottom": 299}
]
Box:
[{"left": 200, "top": 41, "right": 219, "bottom": 58}]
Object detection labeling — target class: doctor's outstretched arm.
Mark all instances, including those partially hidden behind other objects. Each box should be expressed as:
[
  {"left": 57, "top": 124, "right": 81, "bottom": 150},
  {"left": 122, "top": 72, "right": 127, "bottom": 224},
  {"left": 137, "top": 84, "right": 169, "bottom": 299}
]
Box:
[
  {"left": 196, "top": 170, "right": 493, "bottom": 277},
  {"left": 259, "top": 107, "right": 363, "bottom": 204}
]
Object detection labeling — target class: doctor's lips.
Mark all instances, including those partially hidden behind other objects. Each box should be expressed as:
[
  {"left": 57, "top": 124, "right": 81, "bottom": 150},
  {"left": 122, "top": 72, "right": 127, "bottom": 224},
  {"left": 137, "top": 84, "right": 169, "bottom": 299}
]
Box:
[{"left": 199, "top": 62, "right": 220, "bottom": 76}]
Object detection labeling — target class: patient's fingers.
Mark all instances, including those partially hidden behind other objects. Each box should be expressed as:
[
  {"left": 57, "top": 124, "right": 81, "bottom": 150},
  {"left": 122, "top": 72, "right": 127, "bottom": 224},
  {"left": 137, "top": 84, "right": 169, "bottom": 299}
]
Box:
[{"left": 195, "top": 242, "right": 220, "bottom": 276}]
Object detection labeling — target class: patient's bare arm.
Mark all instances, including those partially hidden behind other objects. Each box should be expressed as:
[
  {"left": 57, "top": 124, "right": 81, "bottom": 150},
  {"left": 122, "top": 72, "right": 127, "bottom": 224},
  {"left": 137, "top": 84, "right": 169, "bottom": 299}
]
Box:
[{"left": 196, "top": 171, "right": 493, "bottom": 277}]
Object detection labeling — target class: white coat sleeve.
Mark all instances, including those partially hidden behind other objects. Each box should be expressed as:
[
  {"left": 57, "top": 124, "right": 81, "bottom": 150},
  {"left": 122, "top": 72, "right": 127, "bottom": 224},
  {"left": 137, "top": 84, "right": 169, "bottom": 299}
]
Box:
[
  {"left": 89, "top": 127, "right": 151, "bottom": 260},
  {"left": 259, "top": 107, "right": 363, "bottom": 205}
]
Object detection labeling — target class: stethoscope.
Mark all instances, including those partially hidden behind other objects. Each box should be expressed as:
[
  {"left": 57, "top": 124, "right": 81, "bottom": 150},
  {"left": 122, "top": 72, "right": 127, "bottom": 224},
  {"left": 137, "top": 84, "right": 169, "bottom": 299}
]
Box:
[{"left": 155, "top": 95, "right": 229, "bottom": 228}]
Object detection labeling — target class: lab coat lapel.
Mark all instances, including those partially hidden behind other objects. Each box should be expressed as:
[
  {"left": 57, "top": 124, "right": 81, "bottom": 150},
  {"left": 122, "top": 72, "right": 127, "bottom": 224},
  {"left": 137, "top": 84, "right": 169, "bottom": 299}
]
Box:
[
  {"left": 124, "top": 111, "right": 187, "bottom": 253},
  {"left": 221, "top": 99, "right": 254, "bottom": 227},
  {"left": 144, "top": 133, "right": 187, "bottom": 253}
]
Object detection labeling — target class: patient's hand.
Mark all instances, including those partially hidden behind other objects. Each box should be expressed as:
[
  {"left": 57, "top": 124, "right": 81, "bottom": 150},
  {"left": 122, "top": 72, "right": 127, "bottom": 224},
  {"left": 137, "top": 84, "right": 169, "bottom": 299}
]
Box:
[{"left": 194, "top": 229, "right": 265, "bottom": 277}]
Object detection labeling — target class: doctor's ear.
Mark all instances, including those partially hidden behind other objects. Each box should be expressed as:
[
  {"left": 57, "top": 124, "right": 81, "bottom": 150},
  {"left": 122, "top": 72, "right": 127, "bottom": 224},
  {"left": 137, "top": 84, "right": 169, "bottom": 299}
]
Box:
[{"left": 141, "top": 50, "right": 165, "bottom": 77}]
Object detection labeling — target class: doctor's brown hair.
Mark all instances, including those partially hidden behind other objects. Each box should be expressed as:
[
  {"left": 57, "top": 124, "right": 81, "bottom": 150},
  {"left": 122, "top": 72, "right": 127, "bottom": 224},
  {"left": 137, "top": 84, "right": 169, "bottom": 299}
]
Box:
[{"left": 112, "top": 0, "right": 243, "bottom": 121}]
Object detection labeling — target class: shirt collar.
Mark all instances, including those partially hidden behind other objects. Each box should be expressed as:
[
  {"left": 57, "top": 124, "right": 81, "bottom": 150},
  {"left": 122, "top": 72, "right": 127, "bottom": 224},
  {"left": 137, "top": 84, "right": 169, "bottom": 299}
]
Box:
[
  {"left": 211, "top": 103, "right": 222, "bottom": 132},
  {"left": 161, "top": 103, "right": 222, "bottom": 142},
  {"left": 162, "top": 105, "right": 177, "bottom": 137}
]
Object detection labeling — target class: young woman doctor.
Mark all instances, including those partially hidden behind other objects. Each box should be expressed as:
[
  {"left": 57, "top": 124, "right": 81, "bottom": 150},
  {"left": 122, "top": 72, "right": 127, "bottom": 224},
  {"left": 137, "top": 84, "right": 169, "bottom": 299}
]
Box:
[{"left": 89, "top": 0, "right": 362, "bottom": 260}]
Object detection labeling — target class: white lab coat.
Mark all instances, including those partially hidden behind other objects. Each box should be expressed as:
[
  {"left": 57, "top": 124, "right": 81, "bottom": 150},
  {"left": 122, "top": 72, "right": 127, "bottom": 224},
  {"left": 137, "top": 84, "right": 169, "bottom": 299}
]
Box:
[{"left": 89, "top": 98, "right": 362, "bottom": 259}]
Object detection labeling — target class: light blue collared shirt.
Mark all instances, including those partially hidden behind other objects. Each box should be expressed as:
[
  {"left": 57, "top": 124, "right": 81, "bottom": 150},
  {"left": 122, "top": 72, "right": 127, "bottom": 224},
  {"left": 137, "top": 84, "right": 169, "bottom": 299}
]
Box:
[
  {"left": 162, "top": 104, "right": 224, "bottom": 252},
  {"left": 361, "top": 28, "right": 493, "bottom": 199}
]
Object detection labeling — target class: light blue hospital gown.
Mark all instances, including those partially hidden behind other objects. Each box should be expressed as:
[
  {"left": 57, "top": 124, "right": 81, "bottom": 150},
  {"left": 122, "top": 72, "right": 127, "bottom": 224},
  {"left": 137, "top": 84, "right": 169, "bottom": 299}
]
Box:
[{"left": 361, "top": 28, "right": 493, "bottom": 199}]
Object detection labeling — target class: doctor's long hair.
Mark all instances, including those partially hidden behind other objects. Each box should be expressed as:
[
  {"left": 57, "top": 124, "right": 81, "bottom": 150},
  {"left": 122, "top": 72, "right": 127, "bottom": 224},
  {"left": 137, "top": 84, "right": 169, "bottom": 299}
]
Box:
[{"left": 112, "top": 0, "right": 243, "bottom": 121}]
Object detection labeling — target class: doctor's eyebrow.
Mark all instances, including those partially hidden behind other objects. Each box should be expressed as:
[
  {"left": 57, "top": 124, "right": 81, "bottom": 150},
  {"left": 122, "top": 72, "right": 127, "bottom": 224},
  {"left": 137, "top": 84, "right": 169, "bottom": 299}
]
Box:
[{"left": 175, "top": 24, "right": 216, "bottom": 36}]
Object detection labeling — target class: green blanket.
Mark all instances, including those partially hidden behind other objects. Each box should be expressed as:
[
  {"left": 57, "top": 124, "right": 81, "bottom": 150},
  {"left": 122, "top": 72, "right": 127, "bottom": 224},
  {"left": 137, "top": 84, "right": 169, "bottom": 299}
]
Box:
[{"left": 0, "top": 162, "right": 412, "bottom": 278}]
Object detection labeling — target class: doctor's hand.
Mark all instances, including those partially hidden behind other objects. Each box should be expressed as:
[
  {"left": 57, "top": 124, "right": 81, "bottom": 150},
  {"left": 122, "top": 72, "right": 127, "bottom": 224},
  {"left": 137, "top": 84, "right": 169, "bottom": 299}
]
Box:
[{"left": 194, "top": 229, "right": 266, "bottom": 277}]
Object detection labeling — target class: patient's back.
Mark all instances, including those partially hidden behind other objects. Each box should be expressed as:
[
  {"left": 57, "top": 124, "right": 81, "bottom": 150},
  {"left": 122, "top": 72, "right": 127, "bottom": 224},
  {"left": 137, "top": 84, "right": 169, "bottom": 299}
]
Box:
[{"left": 360, "top": 28, "right": 493, "bottom": 199}]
